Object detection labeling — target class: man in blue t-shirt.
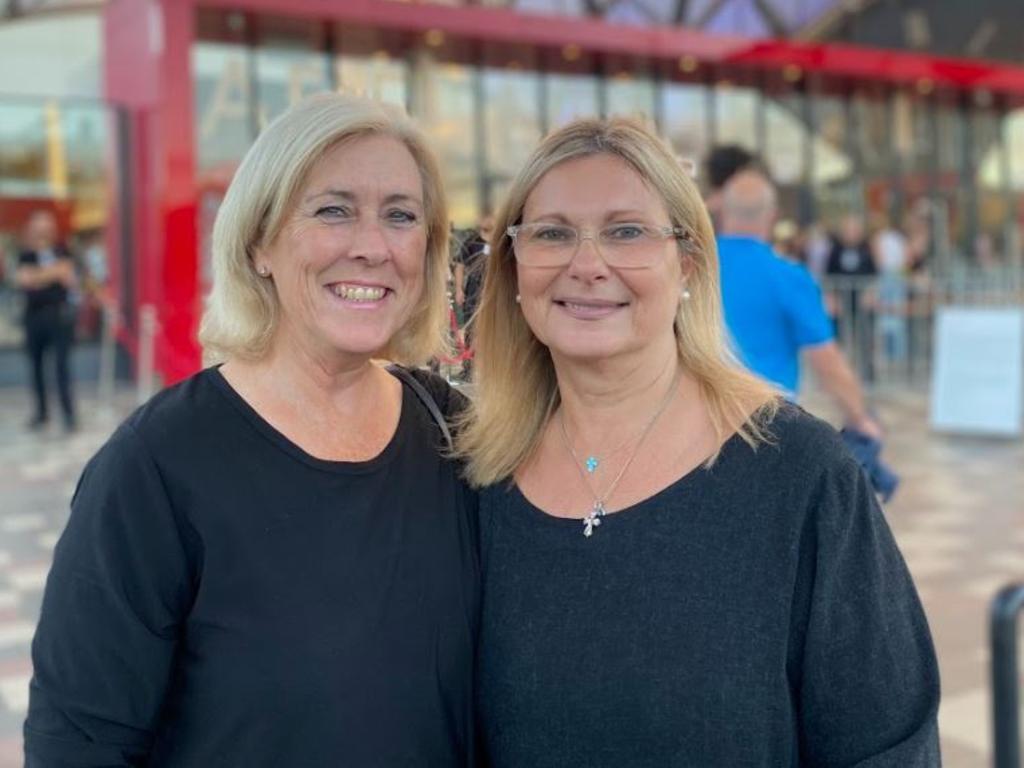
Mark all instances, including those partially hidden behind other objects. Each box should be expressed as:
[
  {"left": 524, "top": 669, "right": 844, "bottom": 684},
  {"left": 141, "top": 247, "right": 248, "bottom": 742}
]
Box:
[{"left": 716, "top": 170, "right": 881, "bottom": 439}]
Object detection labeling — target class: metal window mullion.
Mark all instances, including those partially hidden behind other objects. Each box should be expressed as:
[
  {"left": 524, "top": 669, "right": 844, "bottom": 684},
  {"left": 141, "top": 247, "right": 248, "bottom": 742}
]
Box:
[{"left": 472, "top": 60, "right": 489, "bottom": 217}]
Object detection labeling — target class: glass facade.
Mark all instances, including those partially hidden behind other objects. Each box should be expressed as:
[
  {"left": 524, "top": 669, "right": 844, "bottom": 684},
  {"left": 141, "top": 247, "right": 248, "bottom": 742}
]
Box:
[
  {"left": 187, "top": 17, "right": 1024, "bottom": 280},
  {"left": 5, "top": 6, "right": 1022, "bottom": 355},
  {"left": 0, "top": 12, "right": 111, "bottom": 350}
]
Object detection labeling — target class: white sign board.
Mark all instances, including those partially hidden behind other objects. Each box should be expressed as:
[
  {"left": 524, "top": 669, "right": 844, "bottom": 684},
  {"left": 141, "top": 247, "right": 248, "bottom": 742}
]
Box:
[{"left": 930, "top": 307, "right": 1024, "bottom": 437}]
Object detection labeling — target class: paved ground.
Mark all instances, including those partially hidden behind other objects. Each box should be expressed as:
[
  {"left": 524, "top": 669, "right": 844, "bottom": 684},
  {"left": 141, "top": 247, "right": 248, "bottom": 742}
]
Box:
[{"left": 0, "top": 382, "right": 1021, "bottom": 766}]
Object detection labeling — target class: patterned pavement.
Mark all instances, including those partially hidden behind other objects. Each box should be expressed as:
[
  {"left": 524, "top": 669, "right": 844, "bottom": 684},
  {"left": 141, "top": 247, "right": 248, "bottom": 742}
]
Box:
[{"left": 0, "top": 383, "right": 1021, "bottom": 766}]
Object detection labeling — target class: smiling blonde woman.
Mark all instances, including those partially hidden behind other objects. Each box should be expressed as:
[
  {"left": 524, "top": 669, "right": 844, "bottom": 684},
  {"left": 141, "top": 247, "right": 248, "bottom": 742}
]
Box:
[
  {"left": 460, "top": 117, "right": 940, "bottom": 767},
  {"left": 26, "top": 94, "right": 479, "bottom": 767}
]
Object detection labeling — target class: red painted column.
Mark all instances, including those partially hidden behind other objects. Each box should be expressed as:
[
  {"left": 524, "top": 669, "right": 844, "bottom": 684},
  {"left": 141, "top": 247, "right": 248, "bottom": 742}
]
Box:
[{"left": 104, "top": 0, "right": 201, "bottom": 385}]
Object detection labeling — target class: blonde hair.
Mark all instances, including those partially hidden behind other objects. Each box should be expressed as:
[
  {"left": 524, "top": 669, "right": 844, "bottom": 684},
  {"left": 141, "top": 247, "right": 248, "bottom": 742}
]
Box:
[
  {"left": 199, "top": 93, "right": 450, "bottom": 365},
  {"left": 457, "top": 117, "right": 779, "bottom": 487}
]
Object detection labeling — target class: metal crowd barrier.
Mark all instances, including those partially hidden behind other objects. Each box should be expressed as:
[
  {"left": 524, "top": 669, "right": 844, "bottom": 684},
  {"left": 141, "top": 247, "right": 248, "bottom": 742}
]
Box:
[{"left": 817, "top": 271, "right": 1024, "bottom": 390}]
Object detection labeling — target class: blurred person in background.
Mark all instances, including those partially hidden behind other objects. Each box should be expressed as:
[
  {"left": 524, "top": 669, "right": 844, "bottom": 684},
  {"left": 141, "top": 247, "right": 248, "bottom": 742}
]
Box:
[
  {"left": 871, "top": 214, "right": 910, "bottom": 365},
  {"left": 826, "top": 212, "right": 877, "bottom": 382},
  {"left": 703, "top": 143, "right": 757, "bottom": 225},
  {"left": 453, "top": 212, "right": 493, "bottom": 378},
  {"left": 462, "top": 118, "right": 939, "bottom": 766},
  {"left": 16, "top": 209, "right": 78, "bottom": 432},
  {"left": 717, "top": 169, "right": 882, "bottom": 439},
  {"left": 25, "top": 94, "right": 479, "bottom": 767},
  {"left": 800, "top": 220, "right": 832, "bottom": 282},
  {"left": 772, "top": 218, "right": 799, "bottom": 262}
]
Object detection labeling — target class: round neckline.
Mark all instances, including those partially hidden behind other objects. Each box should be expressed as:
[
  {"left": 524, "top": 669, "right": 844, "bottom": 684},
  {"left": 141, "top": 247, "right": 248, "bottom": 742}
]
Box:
[
  {"left": 207, "top": 366, "right": 409, "bottom": 475},
  {"left": 510, "top": 428, "right": 745, "bottom": 529}
]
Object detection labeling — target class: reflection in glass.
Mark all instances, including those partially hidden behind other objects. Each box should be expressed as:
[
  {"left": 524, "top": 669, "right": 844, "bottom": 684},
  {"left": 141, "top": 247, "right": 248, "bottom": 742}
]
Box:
[
  {"left": 336, "top": 54, "right": 408, "bottom": 108},
  {"left": 661, "top": 82, "right": 707, "bottom": 175},
  {"left": 545, "top": 73, "right": 599, "bottom": 129},
  {"left": 973, "top": 108, "right": 1009, "bottom": 250},
  {"left": 1007, "top": 109, "right": 1024, "bottom": 193},
  {"left": 193, "top": 43, "right": 256, "bottom": 176},
  {"left": 605, "top": 75, "right": 656, "bottom": 125},
  {"left": 812, "top": 94, "right": 858, "bottom": 222},
  {"left": 0, "top": 102, "right": 48, "bottom": 195},
  {"left": 892, "top": 92, "right": 932, "bottom": 177},
  {"left": 851, "top": 91, "right": 893, "bottom": 225},
  {"left": 934, "top": 101, "right": 968, "bottom": 257},
  {"left": 763, "top": 92, "right": 806, "bottom": 186},
  {"left": 413, "top": 54, "right": 479, "bottom": 227},
  {"left": 255, "top": 46, "right": 330, "bottom": 128},
  {"left": 483, "top": 68, "right": 541, "bottom": 210},
  {"left": 1005, "top": 109, "right": 1024, "bottom": 273},
  {"left": 0, "top": 98, "right": 111, "bottom": 348},
  {"left": 714, "top": 84, "right": 758, "bottom": 151}
]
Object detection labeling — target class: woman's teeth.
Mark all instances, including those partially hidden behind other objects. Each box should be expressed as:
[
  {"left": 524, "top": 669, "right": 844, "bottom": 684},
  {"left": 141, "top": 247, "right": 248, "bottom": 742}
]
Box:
[{"left": 332, "top": 285, "right": 386, "bottom": 301}]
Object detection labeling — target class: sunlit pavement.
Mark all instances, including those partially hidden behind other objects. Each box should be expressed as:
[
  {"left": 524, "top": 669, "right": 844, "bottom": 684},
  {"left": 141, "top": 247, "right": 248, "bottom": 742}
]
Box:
[{"left": 0, "top": 382, "right": 1020, "bottom": 767}]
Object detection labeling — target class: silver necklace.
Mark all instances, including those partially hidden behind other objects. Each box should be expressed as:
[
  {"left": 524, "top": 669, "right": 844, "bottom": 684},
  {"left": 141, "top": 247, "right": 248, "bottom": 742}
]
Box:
[
  {"left": 558, "top": 368, "right": 681, "bottom": 537},
  {"left": 579, "top": 422, "right": 651, "bottom": 474}
]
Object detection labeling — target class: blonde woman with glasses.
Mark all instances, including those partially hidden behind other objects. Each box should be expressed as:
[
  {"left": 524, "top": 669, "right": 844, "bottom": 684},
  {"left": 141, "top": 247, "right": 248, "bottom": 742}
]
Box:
[
  {"left": 26, "top": 95, "right": 479, "bottom": 766},
  {"left": 459, "top": 118, "right": 940, "bottom": 766}
]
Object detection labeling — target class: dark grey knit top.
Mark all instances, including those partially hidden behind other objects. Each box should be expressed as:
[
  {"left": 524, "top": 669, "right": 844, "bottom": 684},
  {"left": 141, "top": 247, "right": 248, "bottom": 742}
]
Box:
[{"left": 478, "top": 405, "right": 940, "bottom": 768}]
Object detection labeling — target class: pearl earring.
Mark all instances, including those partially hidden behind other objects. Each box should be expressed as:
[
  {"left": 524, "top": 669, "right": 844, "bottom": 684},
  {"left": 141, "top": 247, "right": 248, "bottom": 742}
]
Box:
[
  {"left": 681, "top": 288, "right": 691, "bottom": 301},
  {"left": 515, "top": 293, "right": 521, "bottom": 303},
  {"left": 257, "top": 265, "right": 269, "bottom": 277}
]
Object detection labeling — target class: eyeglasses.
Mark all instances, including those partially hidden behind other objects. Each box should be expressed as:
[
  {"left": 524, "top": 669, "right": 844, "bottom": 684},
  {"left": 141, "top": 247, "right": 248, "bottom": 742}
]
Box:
[{"left": 506, "top": 222, "right": 693, "bottom": 269}]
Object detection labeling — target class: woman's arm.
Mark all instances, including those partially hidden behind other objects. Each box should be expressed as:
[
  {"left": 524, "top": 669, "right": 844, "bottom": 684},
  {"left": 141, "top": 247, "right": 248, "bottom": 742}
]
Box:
[
  {"left": 793, "top": 456, "right": 940, "bottom": 767},
  {"left": 25, "top": 423, "right": 198, "bottom": 767}
]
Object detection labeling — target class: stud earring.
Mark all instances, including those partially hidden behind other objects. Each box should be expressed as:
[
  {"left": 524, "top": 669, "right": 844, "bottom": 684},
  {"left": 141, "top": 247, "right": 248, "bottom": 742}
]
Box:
[
  {"left": 681, "top": 288, "right": 691, "bottom": 301},
  {"left": 257, "top": 265, "right": 269, "bottom": 277},
  {"left": 515, "top": 293, "right": 521, "bottom": 303}
]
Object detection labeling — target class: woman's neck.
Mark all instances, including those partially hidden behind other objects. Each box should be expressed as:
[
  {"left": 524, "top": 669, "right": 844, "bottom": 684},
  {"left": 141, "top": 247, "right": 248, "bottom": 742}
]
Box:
[
  {"left": 235, "top": 337, "right": 380, "bottom": 410},
  {"left": 219, "top": 330, "right": 403, "bottom": 463},
  {"left": 552, "top": 347, "right": 683, "bottom": 449}
]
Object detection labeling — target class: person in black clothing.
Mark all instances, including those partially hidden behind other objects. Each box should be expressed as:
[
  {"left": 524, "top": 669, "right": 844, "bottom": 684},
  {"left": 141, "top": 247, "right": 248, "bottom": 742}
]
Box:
[
  {"left": 26, "top": 94, "right": 479, "bottom": 767},
  {"left": 457, "top": 118, "right": 939, "bottom": 765},
  {"left": 826, "top": 213, "right": 878, "bottom": 382},
  {"left": 452, "top": 213, "right": 493, "bottom": 379},
  {"left": 16, "top": 210, "right": 77, "bottom": 431}
]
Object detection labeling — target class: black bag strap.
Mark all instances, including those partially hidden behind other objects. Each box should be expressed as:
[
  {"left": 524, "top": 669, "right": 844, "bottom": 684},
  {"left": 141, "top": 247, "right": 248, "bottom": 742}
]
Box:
[{"left": 386, "top": 364, "right": 453, "bottom": 450}]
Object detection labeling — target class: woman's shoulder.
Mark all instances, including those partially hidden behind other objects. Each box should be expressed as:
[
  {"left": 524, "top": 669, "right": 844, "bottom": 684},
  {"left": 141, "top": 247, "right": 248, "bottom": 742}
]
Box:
[
  {"left": 105, "top": 367, "right": 230, "bottom": 465},
  {"left": 393, "top": 366, "right": 470, "bottom": 420},
  {"left": 744, "top": 402, "right": 855, "bottom": 479},
  {"left": 124, "top": 367, "right": 224, "bottom": 432}
]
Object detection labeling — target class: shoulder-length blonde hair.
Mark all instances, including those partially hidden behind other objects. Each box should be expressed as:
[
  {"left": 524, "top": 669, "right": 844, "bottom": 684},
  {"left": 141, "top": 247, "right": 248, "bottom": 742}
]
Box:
[
  {"left": 457, "top": 117, "right": 779, "bottom": 487},
  {"left": 199, "top": 93, "right": 450, "bottom": 366}
]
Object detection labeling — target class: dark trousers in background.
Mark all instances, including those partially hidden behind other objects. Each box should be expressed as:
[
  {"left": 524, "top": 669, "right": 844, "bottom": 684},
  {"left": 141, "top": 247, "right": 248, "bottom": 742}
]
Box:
[{"left": 24, "top": 305, "right": 76, "bottom": 426}]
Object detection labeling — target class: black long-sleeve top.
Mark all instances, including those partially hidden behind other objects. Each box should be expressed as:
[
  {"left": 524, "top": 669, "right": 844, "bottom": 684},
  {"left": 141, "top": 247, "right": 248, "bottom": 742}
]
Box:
[
  {"left": 478, "top": 405, "right": 940, "bottom": 767},
  {"left": 26, "top": 367, "right": 479, "bottom": 767}
]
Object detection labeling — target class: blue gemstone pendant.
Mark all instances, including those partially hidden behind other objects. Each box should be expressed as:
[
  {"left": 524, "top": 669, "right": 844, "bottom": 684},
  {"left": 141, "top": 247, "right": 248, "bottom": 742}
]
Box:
[{"left": 585, "top": 456, "right": 599, "bottom": 473}]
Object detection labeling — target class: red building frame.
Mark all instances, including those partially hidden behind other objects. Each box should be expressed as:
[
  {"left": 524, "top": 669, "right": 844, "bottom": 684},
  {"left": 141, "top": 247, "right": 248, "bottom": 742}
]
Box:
[{"left": 103, "top": 0, "right": 1024, "bottom": 384}]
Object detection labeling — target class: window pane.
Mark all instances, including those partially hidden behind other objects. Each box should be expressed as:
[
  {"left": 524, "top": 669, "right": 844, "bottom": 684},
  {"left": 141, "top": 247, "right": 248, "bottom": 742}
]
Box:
[
  {"left": 764, "top": 91, "right": 807, "bottom": 186},
  {"left": 193, "top": 42, "right": 256, "bottom": 176},
  {"left": 661, "top": 82, "right": 708, "bottom": 173},
  {"left": 812, "top": 93, "right": 858, "bottom": 221},
  {"left": 336, "top": 54, "right": 407, "bottom": 107},
  {"left": 606, "top": 75, "right": 656, "bottom": 125},
  {"left": 546, "top": 73, "right": 599, "bottom": 128},
  {"left": 335, "top": 27, "right": 408, "bottom": 108},
  {"left": 0, "top": 99, "right": 112, "bottom": 348},
  {"left": 714, "top": 83, "right": 758, "bottom": 151},
  {"left": 413, "top": 55, "right": 479, "bottom": 227},
  {"left": 255, "top": 49, "right": 331, "bottom": 128},
  {"left": 483, "top": 68, "right": 541, "bottom": 209}
]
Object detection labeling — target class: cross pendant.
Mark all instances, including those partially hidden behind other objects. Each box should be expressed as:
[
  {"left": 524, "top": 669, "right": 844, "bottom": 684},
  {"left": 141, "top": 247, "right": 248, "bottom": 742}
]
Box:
[
  {"left": 582, "top": 501, "right": 606, "bottom": 538},
  {"left": 585, "top": 456, "right": 599, "bottom": 473}
]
